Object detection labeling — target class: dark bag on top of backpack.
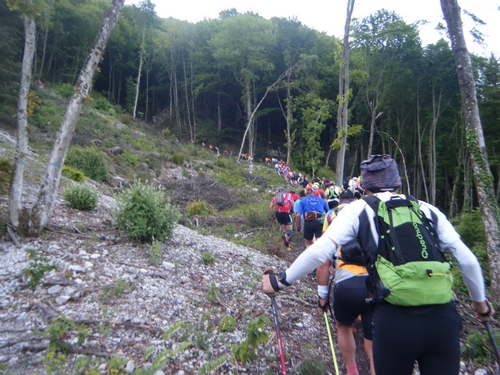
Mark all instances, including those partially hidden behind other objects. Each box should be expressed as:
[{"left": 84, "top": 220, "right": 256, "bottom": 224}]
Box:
[
  {"left": 363, "top": 195, "right": 453, "bottom": 306},
  {"left": 339, "top": 239, "right": 366, "bottom": 266}
]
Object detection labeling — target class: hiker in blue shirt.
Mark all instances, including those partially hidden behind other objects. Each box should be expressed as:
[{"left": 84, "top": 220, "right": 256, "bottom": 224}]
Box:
[{"left": 294, "top": 183, "right": 329, "bottom": 248}]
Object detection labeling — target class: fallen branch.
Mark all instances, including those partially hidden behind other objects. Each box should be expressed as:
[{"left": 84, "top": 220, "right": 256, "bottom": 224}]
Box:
[
  {"left": 21, "top": 344, "right": 111, "bottom": 358},
  {"left": 6, "top": 223, "right": 21, "bottom": 248},
  {"left": 34, "top": 298, "right": 59, "bottom": 320}
]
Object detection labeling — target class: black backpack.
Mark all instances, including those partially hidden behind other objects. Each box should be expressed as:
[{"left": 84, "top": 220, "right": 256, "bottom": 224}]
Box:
[{"left": 362, "top": 195, "right": 453, "bottom": 306}]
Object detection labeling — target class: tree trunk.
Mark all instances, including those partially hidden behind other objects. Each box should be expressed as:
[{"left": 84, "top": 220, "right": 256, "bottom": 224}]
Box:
[
  {"left": 9, "top": 9, "right": 36, "bottom": 230},
  {"left": 335, "top": 0, "right": 355, "bottom": 185},
  {"left": 429, "top": 87, "right": 444, "bottom": 205},
  {"left": 237, "top": 68, "right": 292, "bottom": 163},
  {"left": 245, "top": 78, "right": 253, "bottom": 155},
  {"left": 182, "top": 55, "right": 192, "bottom": 140},
  {"left": 38, "top": 0, "right": 54, "bottom": 80},
  {"left": 133, "top": 25, "right": 145, "bottom": 119},
  {"left": 441, "top": 0, "right": 500, "bottom": 300},
  {"left": 285, "top": 74, "right": 292, "bottom": 165},
  {"left": 190, "top": 61, "right": 196, "bottom": 141},
  {"left": 18, "top": 0, "right": 125, "bottom": 236}
]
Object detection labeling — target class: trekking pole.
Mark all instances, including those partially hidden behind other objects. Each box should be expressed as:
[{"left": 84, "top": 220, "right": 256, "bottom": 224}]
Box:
[
  {"left": 484, "top": 321, "right": 500, "bottom": 370},
  {"left": 265, "top": 270, "right": 287, "bottom": 375},
  {"left": 323, "top": 312, "right": 340, "bottom": 375}
]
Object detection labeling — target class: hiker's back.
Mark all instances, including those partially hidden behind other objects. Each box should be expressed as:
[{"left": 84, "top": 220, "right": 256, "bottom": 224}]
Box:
[{"left": 361, "top": 194, "right": 453, "bottom": 306}]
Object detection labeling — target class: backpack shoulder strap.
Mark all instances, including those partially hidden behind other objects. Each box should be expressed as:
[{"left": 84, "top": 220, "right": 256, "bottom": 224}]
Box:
[{"left": 362, "top": 195, "right": 380, "bottom": 212}]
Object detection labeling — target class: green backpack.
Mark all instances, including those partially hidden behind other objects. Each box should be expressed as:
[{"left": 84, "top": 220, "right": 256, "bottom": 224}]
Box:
[{"left": 363, "top": 195, "right": 453, "bottom": 306}]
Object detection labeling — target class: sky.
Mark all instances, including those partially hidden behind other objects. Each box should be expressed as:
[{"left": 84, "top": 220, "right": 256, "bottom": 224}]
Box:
[{"left": 125, "top": 0, "right": 499, "bottom": 58}]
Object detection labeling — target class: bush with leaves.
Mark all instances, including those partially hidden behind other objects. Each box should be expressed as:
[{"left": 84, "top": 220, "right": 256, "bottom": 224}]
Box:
[
  {"left": 62, "top": 182, "right": 98, "bottom": 211},
  {"left": 22, "top": 248, "right": 58, "bottom": 288},
  {"left": 61, "top": 165, "right": 86, "bottom": 182},
  {"left": 65, "top": 146, "right": 108, "bottom": 182},
  {"left": 171, "top": 152, "right": 185, "bottom": 165},
  {"left": 115, "top": 179, "right": 180, "bottom": 243},
  {"left": 186, "top": 200, "right": 217, "bottom": 216},
  {"left": 0, "top": 157, "right": 14, "bottom": 195}
]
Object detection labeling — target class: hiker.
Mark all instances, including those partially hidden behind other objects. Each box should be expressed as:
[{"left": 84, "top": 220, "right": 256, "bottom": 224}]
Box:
[
  {"left": 262, "top": 154, "right": 494, "bottom": 375},
  {"left": 312, "top": 183, "right": 327, "bottom": 201},
  {"left": 294, "top": 183, "right": 329, "bottom": 248},
  {"left": 325, "top": 181, "right": 341, "bottom": 209},
  {"left": 316, "top": 189, "right": 375, "bottom": 375},
  {"left": 289, "top": 190, "right": 300, "bottom": 203},
  {"left": 269, "top": 187, "right": 295, "bottom": 251},
  {"left": 265, "top": 157, "right": 271, "bottom": 166},
  {"left": 293, "top": 190, "right": 306, "bottom": 233}
]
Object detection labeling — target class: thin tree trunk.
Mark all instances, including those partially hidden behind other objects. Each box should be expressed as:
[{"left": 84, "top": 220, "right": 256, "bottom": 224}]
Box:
[
  {"left": 416, "top": 79, "right": 430, "bottom": 202},
  {"left": 18, "top": 0, "right": 125, "bottom": 236},
  {"left": 335, "top": 0, "right": 355, "bottom": 185},
  {"left": 9, "top": 9, "right": 36, "bottom": 230},
  {"left": 237, "top": 68, "right": 293, "bottom": 163},
  {"left": 133, "top": 25, "right": 146, "bottom": 119},
  {"left": 182, "top": 55, "right": 192, "bottom": 140},
  {"left": 285, "top": 74, "right": 292, "bottom": 165},
  {"left": 429, "top": 87, "right": 444, "bottom": 205},
  {"left": 245, "top": 78, "right": 253, "bottom": 155},
  {"left": 190, "top": 61, "right": 196, "bottom": 141},
  {"left": 442, "top": 0, "right": 500, "bottom": 300},
  {"left": 38, "top": 0, "right": 54, "bottom": 80}
]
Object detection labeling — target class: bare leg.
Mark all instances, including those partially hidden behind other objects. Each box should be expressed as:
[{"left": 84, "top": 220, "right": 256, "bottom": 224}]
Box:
[{"left": 336, "top": 321, "right": 358, "bottom": 372}]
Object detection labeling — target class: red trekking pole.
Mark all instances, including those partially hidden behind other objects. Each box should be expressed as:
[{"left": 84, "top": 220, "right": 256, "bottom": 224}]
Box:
[{"left": 264, "top": 270, "right": 287, "bottom": 375}]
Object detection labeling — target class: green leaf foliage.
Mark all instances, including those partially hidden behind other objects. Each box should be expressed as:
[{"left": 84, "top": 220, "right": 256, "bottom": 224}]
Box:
[
  {"left": 65, "top": 146, "right": 109, "bottom": 183},
  {"left": 62, "top": 181, "right": 98, "bottom": 211},
  {"left": 115, "top": 179, "right": 180, "bottom": 243}
]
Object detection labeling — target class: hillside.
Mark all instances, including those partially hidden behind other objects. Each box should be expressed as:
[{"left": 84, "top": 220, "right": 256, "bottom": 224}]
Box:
[{"left": 0, "top": 86, "right": 495, "bottom": 375}]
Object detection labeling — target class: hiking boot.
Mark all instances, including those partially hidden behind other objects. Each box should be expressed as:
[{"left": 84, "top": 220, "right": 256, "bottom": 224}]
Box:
[{"left": 286, "top": 246, "right": 292, "bottom": 252}]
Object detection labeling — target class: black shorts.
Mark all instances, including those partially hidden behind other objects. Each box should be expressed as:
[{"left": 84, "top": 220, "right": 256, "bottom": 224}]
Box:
[
  {"left": 275, "top": 211, "right": 292, "bottom": 226},
  {"left": 333, "top": 275, "right": 374, "bottom": 340},
  {"left": 303, "top": 220, "right": 323, "bottom": 241},
  {"left": 372, "top": 302, "right": 462, "bottom": 375}
]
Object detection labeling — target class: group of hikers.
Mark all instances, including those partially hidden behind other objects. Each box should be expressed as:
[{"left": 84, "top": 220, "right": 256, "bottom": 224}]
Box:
[{"left": 265, "top": 154, "right": 494, "bottom": 375}]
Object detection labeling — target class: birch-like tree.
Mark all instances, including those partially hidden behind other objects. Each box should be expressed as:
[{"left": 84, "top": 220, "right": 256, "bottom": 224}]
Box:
[
  {"left": 9, "top": 0, "right": 125, "bottom": 237},
  {"left": 7, "top": 0, "right": 38, "bottom": 241},
  {"left": 335, "top": 0, "right": 355, "bottom": 185},
  {"left": 441, "top": 0, "right": 500, "bottom": 299}
]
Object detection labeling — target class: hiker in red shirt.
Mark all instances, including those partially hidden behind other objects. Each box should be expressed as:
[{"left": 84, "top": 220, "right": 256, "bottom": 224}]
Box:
[{"left": 269, "top": 187, "right": 294, "bottom": 251}]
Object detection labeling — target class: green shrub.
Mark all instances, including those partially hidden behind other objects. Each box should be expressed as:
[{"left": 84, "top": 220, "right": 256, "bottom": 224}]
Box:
[
  {"left": 62, "top": 182, "right": 98, "bottom": 211},
  {"left": 171, "top": 152, "right": 185, "bottom": 165},
  {"left": 298, "top": 359, "right": 324, "bottom": 375},
  {"left": 185, "top": 200, "right": 217, "bottom": 216},
  {"left": 215, "top": 169, "right": 246, "bottom": 188},
  {"left": 61, "top": 165, "right": 86, "bottom": 182},
  {"left": 215, "top": 158, "right": 229, "bottom": 169},
  {"left": 245, "top": 207, "right": 268, "bottom": 228},
  {"left": 121, "top": 150, "right": 140, "bottom": 167},
  {"left": 92, "top": 95, "right": 113, "bottom": 112},
  {"left": 22, "top": 248, "right": 58, "bottom": 288},
  {"left": 55, "top": 83, "right": 74, "bottom": 99},
  {"left": 115, "top": 179, "right": 180, "bottom": 243},
  {"left": 0, "top": 157, "right": 14, "bottom": 195},
  {"left": 162, "top": 128, "right": 172, "bottom": 139},
  {"left": 315, "top": 166, "right": 336, "bottom": 182},
  {"left": 65, "top": 146, "right": 109, "bottom": 182},
  {"left": 135, "top": 138, "right": 154, "bottom": 152},
  {"left": 120, "top": 113, "right": 132, "bottom": 125}
]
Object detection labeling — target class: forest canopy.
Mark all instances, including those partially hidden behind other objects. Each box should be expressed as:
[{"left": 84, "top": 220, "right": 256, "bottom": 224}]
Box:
[{"left": 1, "top": 0, "right": 499, "bottom": 215}]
